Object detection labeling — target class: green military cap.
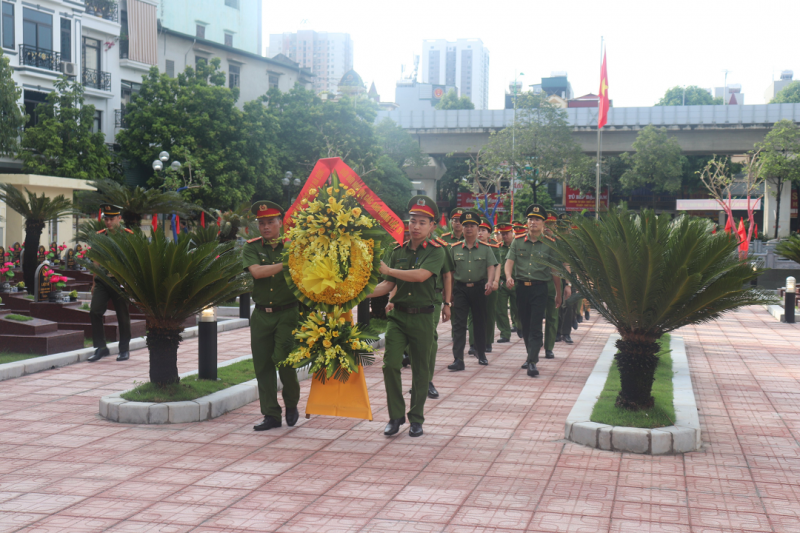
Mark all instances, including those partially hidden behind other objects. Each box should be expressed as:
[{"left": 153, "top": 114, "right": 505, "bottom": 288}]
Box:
[
  {"left": 408, "top": 195, "right": 438, "bottom": 220},
  {"left": 525, "top": 204, "right": 547, "bottom": 220},
  {"left": 479, "top": 217, "right": 493, "bottom": 232},
  {"left": 100, "top": 204, "right": 123, "bottom": 217},
  {"left": 449, "top": 207, "right": 466, "bottom": 219},
  {"left": 459, "top": 211, "right": 480, "bottom": 225},
  {"left": 251, "top": 200, "right": 284, "bottom": 219},
  {"left": 403, "top": 219, "right": 410, "bottom": 231},
  {"left": 546, "top": 210, "right": 558, "bottom": 223}
]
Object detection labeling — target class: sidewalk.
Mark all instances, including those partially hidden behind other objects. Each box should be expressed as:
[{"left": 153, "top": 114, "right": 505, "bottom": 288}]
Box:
[{"left": 0, "top": 307, "right": 798, "bottom": 532}]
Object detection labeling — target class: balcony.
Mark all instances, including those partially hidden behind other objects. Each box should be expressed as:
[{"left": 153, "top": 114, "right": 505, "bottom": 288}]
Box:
[
  {"left": 85, "top": 0, "right": 119, "bottom": 23},
  {"left": 18, "top": 45, "right": 61, "bottom": 72},
  {"left": 82, "top": 67, "right": 111, "bottom": 91}
]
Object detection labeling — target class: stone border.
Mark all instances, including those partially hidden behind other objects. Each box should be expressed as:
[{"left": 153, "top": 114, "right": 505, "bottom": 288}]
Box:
[
  {"left": 0, "top": 318, "right": 250, "bottom": 382},
  {"left": 564, "top": 334, "right": 701, "bottom": 454},
  {"left": 763, "top": 304, "right": 794, "bottom": 323}
]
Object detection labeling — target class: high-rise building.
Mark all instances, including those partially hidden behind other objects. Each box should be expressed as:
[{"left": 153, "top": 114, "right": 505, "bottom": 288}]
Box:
[
  {"left": 268, "top": 31, "right": 353, "bottom": 94},
  {"left": 158, "top": 0, "right": 263, "bottom": 55},
  {"left": 765, "top": 70, "right": 794, "bottom": 103},
  {"left": 421, "top": 39, "right": 490, "bottom": 110}
]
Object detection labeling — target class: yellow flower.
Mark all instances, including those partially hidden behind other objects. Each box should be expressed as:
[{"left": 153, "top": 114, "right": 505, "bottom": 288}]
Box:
[
  {"left": 318, "top": 327, "right": 326, "bottom": 333},
  {"left": 352, "top": 207, "right": 362, "bottom": 217},
  {"left": 301, "top": 199, "right": 308, "bottom": 205},
  {"left": 309, "top": 188, "right": 317, "bottom": 195},
  {"left": 351, "top": 341, "right": 360, "bottom": 349},
  {"left": 326, "top": 187, "right": 333, "bottom": 195},
  {"left": 332, "top": 331, "right": 339, "bottom": 337},
  {"left": 302, "top": 256, "right": 339, "bottom": 294},
  {"left": 339, "top": 317, "right": 346, "bottom": 324},
  {"left": 307, "top": 215, "right": 314, "bottom": 223},
  {"left": 346, "top": 189, "right": 356, "bottom": 197},
  {"left": 323, "top": 339, "right": 332, "bottom": 348},
  {"left": 337, "top": 210, "right": 352, "bottom": 227}
]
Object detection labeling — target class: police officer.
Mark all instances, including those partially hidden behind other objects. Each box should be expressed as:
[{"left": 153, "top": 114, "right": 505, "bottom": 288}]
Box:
[
  {"left": 448, "top": 211, "right": 498, "bottom": 370},
  {"left": 543, "top": 211, "right": 560, "bottom": 359},
  {"left": 440, "top": 208, "right": 466, "bottom": 245},
  {"left": 556, "top": 214, "right": 575, "bottom": 344},
  {"left": 242, "top": 201, "right": 301, "bottom": 431},
  {"left": 505, "top": 204, "right": 562, "bottom": 377},
  {"left": 467, "top": 218, "right": 501, "bottom": 354},
  {"left": 367, "top": 196, "right": 445, "bottom": 438},
  {"left": 494, "top": 222, "right": 516, "bottom": 343},
  {"left": 88, "top": 204, "right": 134, "bottom": 363}
]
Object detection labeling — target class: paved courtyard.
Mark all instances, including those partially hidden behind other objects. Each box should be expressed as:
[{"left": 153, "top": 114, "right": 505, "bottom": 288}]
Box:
[{"left": 0, "top": 307, "right": 799, "bottom": 532}]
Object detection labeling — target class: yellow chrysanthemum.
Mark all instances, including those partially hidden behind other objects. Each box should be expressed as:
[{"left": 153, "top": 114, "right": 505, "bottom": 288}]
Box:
[
  {"left": 302, "top": 257, "right": 339, "bottom": 294},
  {"left": 323, "top": 339, "right": 332, "bottom": 348},
  {"left": 352, "top": 207, "right": 362, "bottom": 217}
]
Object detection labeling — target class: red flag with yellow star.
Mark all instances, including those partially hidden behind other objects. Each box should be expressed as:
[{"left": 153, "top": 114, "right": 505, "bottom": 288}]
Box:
[{"left": 598, "top": 51, "right": 609, "bottom": 129}]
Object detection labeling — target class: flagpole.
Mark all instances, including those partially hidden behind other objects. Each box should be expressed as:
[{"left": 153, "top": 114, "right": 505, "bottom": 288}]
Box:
[{"left": 595, "top": 37, "right": 603, "bottom": 219}]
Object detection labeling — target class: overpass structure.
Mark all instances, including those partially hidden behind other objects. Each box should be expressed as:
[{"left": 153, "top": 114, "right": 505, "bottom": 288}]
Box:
[{"left": 377, "top": 103, "right": 800, "bottom": 156}]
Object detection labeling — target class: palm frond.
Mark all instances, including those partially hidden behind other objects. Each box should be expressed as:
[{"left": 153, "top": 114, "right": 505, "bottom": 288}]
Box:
[
  {"left": 0, "top": 184, "right": 75, "bottom": 223},
  {"left": 775, "top": 235, "right": 800, "bottom": 264},
  {"left": 79, "top": 180, "right": 195, "bottom": 227}
]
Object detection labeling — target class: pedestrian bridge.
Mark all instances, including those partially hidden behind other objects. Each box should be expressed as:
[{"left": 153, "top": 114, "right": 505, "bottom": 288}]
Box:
[{"left": 376, "top": 103, "right": 800, "bottom": 156}]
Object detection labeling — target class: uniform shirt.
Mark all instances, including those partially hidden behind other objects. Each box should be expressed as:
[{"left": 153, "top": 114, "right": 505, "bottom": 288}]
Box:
[
  {"left": 241, "top": 238, "right": 296, "bottom": 307},
  {"left": 431, "top": 237, "right": 454, "bottom": 293},
  {"left": 507, "top": 232, "right": 559, "bottom": 282},
  {"left": 497, "top": 242, "right": 512, "bottom": 280},
  {"left": 440, "top": 231, "right": 464, "bottom": 246},
  {"left": 450, "top": 240, "right": 499, "bottom": 283},
  {"left": 383, "top": 240, "right": 445, "bottom": 308}
]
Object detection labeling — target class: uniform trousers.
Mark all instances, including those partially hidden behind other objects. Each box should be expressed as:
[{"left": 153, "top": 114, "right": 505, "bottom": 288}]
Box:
[
  {"left": 516, "top": 282, "right": 549, "bottom": 365},
  {"left": 250, "top": 306, "right": 300, "bottom": 419},
  {"left": 544, "top": 280, "right": 558, "bottom": 351},
  {"left": 451, "top": 282, "right": 487, "bottom": 360},
  {"left": 90, "top": 279, "right": 131, "bottom": 352},
  {"left": 495, "top": 282, "right": 517, "bottom": 339},
  {"left": 558, "top": 286, "right": 577, "bottom": 336},
  {"left": 384, "top": 309, "right": 435, "bottom": 424},
  {"left": 468, "top": 288, "right": 497, "bottom": 346}
]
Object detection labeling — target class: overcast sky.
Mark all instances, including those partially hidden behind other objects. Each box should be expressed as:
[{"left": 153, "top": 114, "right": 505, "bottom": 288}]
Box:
[{"left": 262, "top": 0, "right": 800, "bottom": 109}]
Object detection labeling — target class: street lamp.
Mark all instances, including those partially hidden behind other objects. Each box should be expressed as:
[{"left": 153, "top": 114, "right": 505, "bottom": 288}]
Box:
[
  {"left": 281, "top": 171, "right": 301, "bottom": 206},
  {"left": 198, "top": 306, "right": 218, "bottom": 380}
]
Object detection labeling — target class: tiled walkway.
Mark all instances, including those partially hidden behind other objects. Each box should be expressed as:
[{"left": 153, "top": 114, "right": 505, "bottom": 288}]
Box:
[{"left": 0, "top": 307, "right": 799, "bottom": 532}]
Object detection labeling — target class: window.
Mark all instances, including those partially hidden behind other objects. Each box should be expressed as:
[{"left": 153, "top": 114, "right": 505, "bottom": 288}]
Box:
[
  {"left": 165, "top": 59, "right": 174, "bottom": 78},
  {"left": 225, "top": 0, "right": 239, "bottom": 8},
  {"left": 268, "top": 73, "right": 279, "bottom": 89},
  {"left": 120, "top": 80, "right": 141, "bottom": 105},
  {"left": 195, "top": 55, "right": 207, "bottom": 69},
  {"left": 228, "top": 64, "right": 239, "bottom": 89},
  {"left": 196, "top": 24, "right": 205, "bottom": 39},
  {"left": 60, "top": 19, "right": 71, "bottom": 62},
  {"left": 2, "top": 2, "right": 14, "bottom": 49},
  {"left": 23, "top": 8, "right": 52, "bottom": 51},
  {"left": 82, "top": 36, "right": 100, "bottom": 71},
  {"left": 92, "top": 110, "right": 102, "bottom": 133},
  {"left": 23, "top": 90, "right": 48, "bottom": 126},
  {"left": 224, "top": 32, "right": 233, "bottom": 47}
]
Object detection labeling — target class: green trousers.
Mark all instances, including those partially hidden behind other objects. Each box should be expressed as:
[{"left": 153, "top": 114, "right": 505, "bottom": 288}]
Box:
[
  {"left": 495, "top": 283, "right": 517, "bottom": 340},
  {"left": 384, "top": 310, "right": 435, "bottom": 424},
  {"left": 90, "top": 280, "right": 131, "bottom": 352},
  {"left": 250, "top": 306, "right": 301, "bottom": 419},
  {"left": 544, "top": 280, "right": 558, "bottom": 351},
  {"left": 429, "top": 300, "right": 442, "bottom": 379},
  {"left": 468, "top": 289, "right": 498, "bottom": 347}
]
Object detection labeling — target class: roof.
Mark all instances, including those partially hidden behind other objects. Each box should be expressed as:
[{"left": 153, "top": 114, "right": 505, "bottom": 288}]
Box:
[{"left": 339, "top": 70, "right": 364, "bottom": 88}]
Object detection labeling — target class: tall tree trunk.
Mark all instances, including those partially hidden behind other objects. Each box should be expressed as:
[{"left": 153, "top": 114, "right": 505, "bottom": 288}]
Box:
[
  {"left": 614, "top": 335, "right": 660, "bottom": 410},
  {"left": 22, "top": 221, "right": 44, "bottom": 295},
  {"left": 146, "top": 326, "right": 182, "bottom": 386},
  {"left": 774, "top": 179, "right": 783, "bottom": 240}
]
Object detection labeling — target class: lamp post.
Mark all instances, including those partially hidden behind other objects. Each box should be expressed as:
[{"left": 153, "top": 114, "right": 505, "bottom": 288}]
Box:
[
  {"left": 198, "top": 306, "right": 218, "bottom": 380},
  {"left": 786, "top": 277, "right": 796, "bottom": 324},
  {"left": 239, "top": 292, "right": 251, "bottom": 320},
  {"left": 282, "top": 171, "right": 301, "bottom": 206},
  {"left": 152, "top": 151, "right": 183, "bottom": 240}
]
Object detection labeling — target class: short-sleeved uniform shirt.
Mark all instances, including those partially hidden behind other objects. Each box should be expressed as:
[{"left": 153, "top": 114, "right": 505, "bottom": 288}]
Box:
[
  {"left": 450, "top": 240, "right": 499, "bottom": 283},
  {"left": 241, "top": 238, "right": 296, "bottom": 307},
  {"left": 507, "top": 233, "right": 559, "bottom": 282},
  {"left": 383, "top": 240, "right": 446, "bottom": 307},
  {"left": 431, "top": 237, "right": 454, "bottom": 293},
  {"left": 440, "top": 231, "right": 464, "bottom": 246},
  {"left": 497, "top": 242, "right": 512, "bottom": 280}
]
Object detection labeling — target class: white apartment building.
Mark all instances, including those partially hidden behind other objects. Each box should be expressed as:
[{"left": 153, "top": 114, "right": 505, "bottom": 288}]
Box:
[
  {"left": 268, "top": 31, "right": 353, "bottom": 94},
  {"left": 421, "top": 38, "right": 490, "bottom": 110}
]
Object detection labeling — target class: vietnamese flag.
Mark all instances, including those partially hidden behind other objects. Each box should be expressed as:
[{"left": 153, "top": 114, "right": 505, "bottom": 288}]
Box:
[
  {"left": 724, "top": 216, "right": 733, "bottom": 234},
  {"left": 737, "top": 218, "right": 748, "bottom": 253},
  {"left": 598, "top": 51, "right": 610, "bottom": 129}
]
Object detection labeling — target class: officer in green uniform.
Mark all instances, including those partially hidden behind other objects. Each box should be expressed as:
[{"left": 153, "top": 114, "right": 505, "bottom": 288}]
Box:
[
  {"left": 510, "top": 220, "right": 525, "bottom": 336},
  {"left": 242, "top": 201, "right": 300, "bottom": 431},
  {"left": 505, "top": 204, "right": 562, "bottom": 377},
  {"left": 440, "top": 208, "right": 466, "bottom": 245},
  {"left": 88, "top": 204, "right": 134, "bottom": 363},
  {"left": 467, "top": 218, "right": 501, "bottom": 353},
  {"left": 543, "top": 211, "right": 560, "bottom": 359},
  {"left": 448, "top": 211, "right": 498, "bottom": 370},
  {"left": 494, "top": 222, "right": 516, "bottom": 343},
  {"left": 367, "top": 196, "right": 445, "bottom": 438},
  {"left": 556, "top": 214, "right": 575, "bottom": 344}
]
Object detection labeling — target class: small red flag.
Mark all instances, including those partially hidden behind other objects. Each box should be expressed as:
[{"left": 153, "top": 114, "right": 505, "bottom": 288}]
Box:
[
  {"left": 598, "top": 51, "right": 610, "bottom": 129},
  {"left": 98, "top": 209, "right": 102, "bottom": 221},
  {"left": 754, "top": 223, "right": 758, "bottom": 237},
  {"left": 737, "top": 217, "right": 748, "bottom": 253},
  {"left": 175, "top": 215, "right": 181, "bottom": 235},
  {"left": 440, "top": 213, "right": 446, "bottom": 226},
  {"left": 152, "top": 214, "right": 158, "bottom": 232},
  {"left": 201, "top": 212, "right": 205, "bottom": 228},
  {"left": 724, "top": 216, "right": 733, "bottom": 234}
]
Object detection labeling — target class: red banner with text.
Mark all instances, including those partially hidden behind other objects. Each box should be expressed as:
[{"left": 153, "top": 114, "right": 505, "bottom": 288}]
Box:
[{"left": 565, "top": 186, "right": 609, "bottom": 212}]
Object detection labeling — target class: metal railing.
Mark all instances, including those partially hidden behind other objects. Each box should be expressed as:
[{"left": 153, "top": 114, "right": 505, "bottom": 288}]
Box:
[
  {"left": 82, "top": 67, "right": 111, "bottom": 91},
  {"left": 18, "top": 45, "right": 61, "bottom": 72},
  {"left": 85, "top": 0, "right": 119, "bottom": 23}
]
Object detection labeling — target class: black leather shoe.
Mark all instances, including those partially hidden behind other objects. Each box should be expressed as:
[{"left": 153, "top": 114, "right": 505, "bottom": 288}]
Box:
[
  {"left": 285, "top": 408, "right": 299, "bottom": 427},
  {"left": 428, "top": 382, "right": 439, "bottom": 399},
  {"left": 577, "top": 315, "right": 583, "bottom": 324},
  {"left": 116, "top": 351, "right": 129, "bottom": 361},
  {"left": 254, "top": 416, "right": 281, "bottom": 431},
  {"left": 409, "top": 422, "right": 423, "bottom": 437},
  {"left": 521, "top": 362, "right": 529, "bottom": 369},
  {"left": 527, "top": 364, "right": 540, "bottom": 377},
  {"left": 555, "top": 335, "right": 563, "bottom": 343},
  {"left": 516, "top": 330, "right": 523, "bottom": 338},
  {"left": 468, "top": 346, "right": 475, "bottom": 355},
  {"left": 585, "top": 310, "right": 590, "bottom": 320},
  {"left": 384, "top": 417, "right": 406, "bottom": 436},
  {"left": 478, "top": 357, "right": 488, "bottom": 365},
  {"left": 563, "top": 335, "right": 574, "bottom": 344},
  {"left": 448, "top": 359, "right": 465, "bottom": 371},
  {"left": 545, "top": 350, "right": 555, "bottom": 359},
  {"left": 497, "top": 338, "right": 510, "bottom": 343},
  {"left": 485, "top": 345, "right": 492, "bottom": 353},
  {"left": 572, "top": 317, "right": 578, "bottom": 330},
  {"left": 402, "top": 353, "right": 410, "bottom": 368},
  {"left": 88, "top": 347, "right": 109, "bottom": 362}
]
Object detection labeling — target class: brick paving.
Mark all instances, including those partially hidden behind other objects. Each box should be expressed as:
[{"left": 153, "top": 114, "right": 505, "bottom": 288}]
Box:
[{"left": 0, "top": 307, "right": 798, "bottom": 532}]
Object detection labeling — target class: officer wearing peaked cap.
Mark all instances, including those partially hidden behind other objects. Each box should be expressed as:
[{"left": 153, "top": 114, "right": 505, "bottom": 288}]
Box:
[
  {"left": 504, "top": 204, "right": 562, "bottom": 377},
  {"left": 467, "top": 217, "right": 501, "bottom": 355},
  {"left": 440, "top": 207, "right": 466, "bottom": 245},
  {"left": 367, "top": 195, "right": 445, "bottom": 438},
  {"left": 543, "top": 210, "right": 560, "bottom": 360},
  {"left": 242, "top": 200, "right": 301, "bottom": 431},
  {"left": 494, "top": 222, "right": 518, "bottom": 343}
]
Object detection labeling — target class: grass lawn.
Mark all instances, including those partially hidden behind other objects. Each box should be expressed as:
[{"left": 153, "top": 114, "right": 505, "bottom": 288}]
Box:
[
  {"left": 590, "top": 334, "right": 675, "bottom": 429},
  {"left": 84, "top": 337, "right": 93, "bottom": 348},
  {"left": 121, "top": 359, "right": 256, "bottom": 403},
  {"left": 0, "top": 352, "right": 41, "bottom": 364}
]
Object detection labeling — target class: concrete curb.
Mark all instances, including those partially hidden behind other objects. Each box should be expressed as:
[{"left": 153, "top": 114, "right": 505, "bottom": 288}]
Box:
[
  {"left": 0, "top": 318, "right": 250, "bottom": 383},
  {"left": 763, "top": 304, "right": 792, "bottom": 323},
  {"left": 564, "top": 334, "right": 701, "bottom": 455}
]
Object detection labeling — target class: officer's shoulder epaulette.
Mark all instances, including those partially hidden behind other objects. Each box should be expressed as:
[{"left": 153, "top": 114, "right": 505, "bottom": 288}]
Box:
[
  {"left": 428, "top": 239, "right": 442, "bottom": 248},
  {"left": 515, "top": 234, "right": 526, "bottom": 239},
  {"left": 544, "top": 235, "right": 556, "bottom": 242},
  {"left": 485, "top": 242, "right": 500, "bottom": 248},
  {"left": 441, "top": 232, "right": 451, "bottom": 237},
  {"left": 450, "top": 241, "right": 464, "bottom": 247},
  {"left": 96, "top": 229, "right": 106, "bottom": 234},
  {"left": 394, "top": 240, "right": 408, "bottom": 250},
  {"left": 123, "top": 228, "right": 134, "bottom": 234},
  {"left": 246, "top": 237, "right": 262, "bottom": 244}
]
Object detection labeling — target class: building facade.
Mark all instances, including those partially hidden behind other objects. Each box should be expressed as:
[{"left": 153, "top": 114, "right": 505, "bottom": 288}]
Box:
[
  {"left": 157, "top": 0, "right": 262, "bottom": 55},
  {"left": 267, "top": 31, "right": 353, "bottom": 94},
  {"left": 764, "top": 70, "right": 794, "bottom": 103},
  {"left": 421, "top": 38, "right": 489, "bottom": 110},
  {"left": 395, "top": 80, "right": 458, "bottom": 112}
]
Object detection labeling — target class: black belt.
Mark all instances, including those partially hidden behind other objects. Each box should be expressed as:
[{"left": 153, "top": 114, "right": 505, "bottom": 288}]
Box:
[
  {"left": 394, "top": 304, "right": 435, "bottom": 314},
  {"left": 255, "top": 302, "right": 298, "bottom": 313},
  {"left": 456, "top": 279, "right": 486, "bottom": 288},
  {"left": 518, "top": 280, "right": 546, "bottom": 286}
]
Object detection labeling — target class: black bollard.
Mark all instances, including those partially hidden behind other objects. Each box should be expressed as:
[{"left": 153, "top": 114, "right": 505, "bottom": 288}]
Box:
[
  {"left": 198, "top": 307, "right": 218, "bottom": 380},
  {"left": 786, "top": 277, "right": 796, "bottom": 324},
  {"left": 239, "top": 292, "right": 251, "bottom": 320}
]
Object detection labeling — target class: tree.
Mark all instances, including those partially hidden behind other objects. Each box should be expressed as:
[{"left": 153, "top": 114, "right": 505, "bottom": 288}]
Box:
[
  {"left": 567, "top": 154, "right": 629, "bottom": 199},
  {"left": 0, "top": 49, "right": 25, "bottom": 157},
  {"left": 656, "top": 86, "right": 722, "bottom": 106},
  {"left": 19, "top": 77, "right": 111, "bottom": 179},
  {"left": 435, "top": 89, "right": 475, "bottom": 110},
  {"left": 543, "top": 208, "right": 774, "bottom": 410},
  {"left": 620, "top": 125, "right": 684, "bottom": 206},
  {"left": 0, "top": 184, "right": 74, "bottom": 293},
  {"left": 78, "top": 180, "right": 195, "bottom": 228},
  {"left": 757, "top": 119, "right": 800, "bottom": 239},
  {"left": 117, "top": 61, "right": 282, "bottom": 210},
  {"left": 374, "top": 118, "right": 425, "bottom": 169},
  {"left": 770, "top": 81, "right": 800, "bottom": 104},
  {"left": 84, "top": 229, "right": 249, "bottom": 386}
]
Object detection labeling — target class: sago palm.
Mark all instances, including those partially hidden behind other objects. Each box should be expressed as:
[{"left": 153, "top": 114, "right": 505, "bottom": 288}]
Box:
[
  {"left": 0, "top": 184, "right": 75, "bottom": 293},
  {"left": 775, "top": 235, "right": 800, "bottom": 264},
  {"left": 544, "top": 208, "right": 776, "bottom": 410},
  {"left": 84, "top": 228, "right": 251, "bottom": 386},
  {"left": 80, "top": 180, "right": 194, "bottom": 228}
]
